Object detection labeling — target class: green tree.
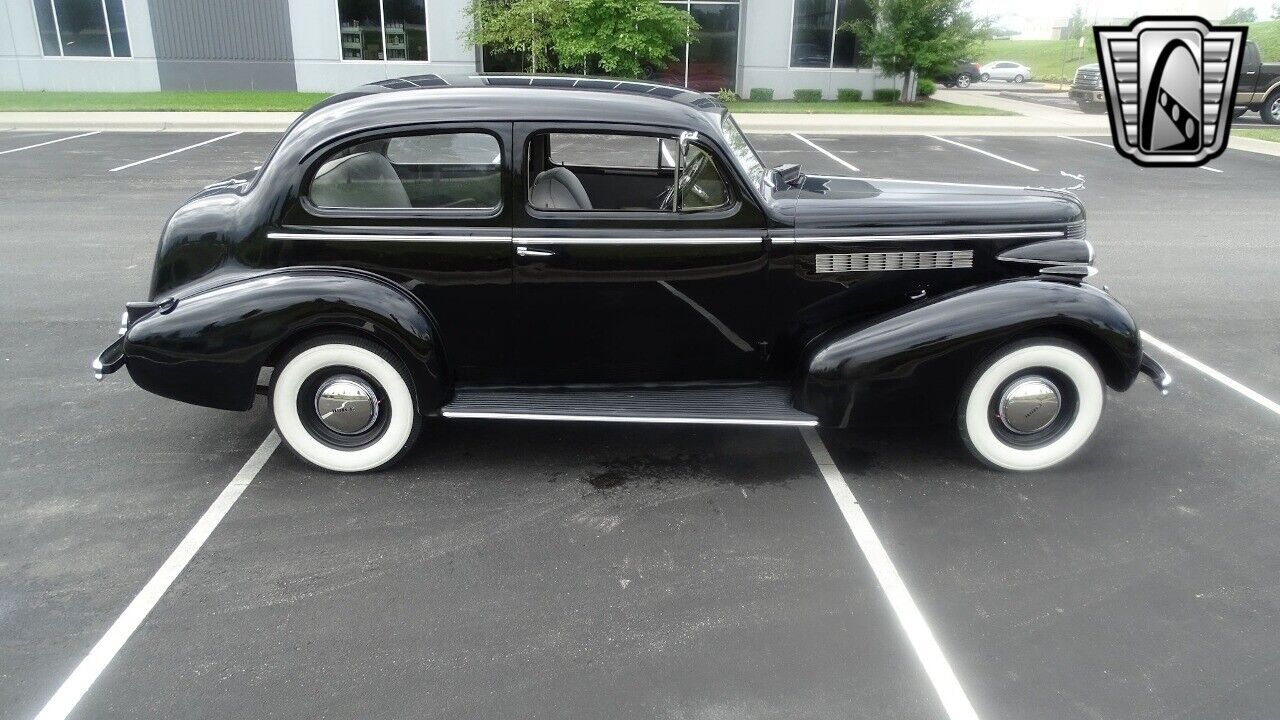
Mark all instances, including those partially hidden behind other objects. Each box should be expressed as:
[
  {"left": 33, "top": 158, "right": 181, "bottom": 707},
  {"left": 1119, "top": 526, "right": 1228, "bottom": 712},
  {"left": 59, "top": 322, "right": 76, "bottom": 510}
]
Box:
[
  {"left": 845, "top": 0, "right": 991, "bottom": 102},
  {"left": 1271, "top": 1, "right": 1280, "bottom": 19},
  {"left": 1221, "top": 7, "right": 1258, "bottom": 23},
  {"left": 465, "top": 0, "right": 696, "bottom": 78}
]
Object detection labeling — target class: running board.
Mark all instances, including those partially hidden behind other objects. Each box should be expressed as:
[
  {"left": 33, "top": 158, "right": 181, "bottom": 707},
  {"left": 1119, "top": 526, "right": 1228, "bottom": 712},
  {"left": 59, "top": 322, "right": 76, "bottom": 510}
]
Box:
[{"left": 441, "top": 384, "right": 818, "bottom": 426}]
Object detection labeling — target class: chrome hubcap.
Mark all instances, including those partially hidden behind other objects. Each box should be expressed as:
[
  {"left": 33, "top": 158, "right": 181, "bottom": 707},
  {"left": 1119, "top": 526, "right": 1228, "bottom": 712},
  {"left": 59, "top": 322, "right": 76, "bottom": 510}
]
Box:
[
  {"left": 997, "top": 376, "right": 1062, "bottom": 435},
  {"left": 1271, "top": 98, "right": 1280, "bottom": 118},
  {"left": 314, "top": 374, "right": 379, "bottom": 435}
]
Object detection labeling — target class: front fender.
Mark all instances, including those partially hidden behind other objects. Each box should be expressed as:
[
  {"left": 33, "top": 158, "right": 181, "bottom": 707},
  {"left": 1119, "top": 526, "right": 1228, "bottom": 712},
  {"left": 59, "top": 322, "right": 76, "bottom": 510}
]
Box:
[
  {"left": 124, "top": 268, "right": 445, "bottom": 412},
  {"left": 796, "top": 279, "right": 1143, "bottom": 427}
]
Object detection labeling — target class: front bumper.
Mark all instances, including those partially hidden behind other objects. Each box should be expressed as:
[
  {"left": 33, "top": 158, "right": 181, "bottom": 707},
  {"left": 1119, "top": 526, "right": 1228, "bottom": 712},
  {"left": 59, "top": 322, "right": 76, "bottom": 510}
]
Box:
[
  {"left": 1070, "top": 88, "right": 1105, "bottom": 103},
  {"left": 1138, "top": 352, "right": 1172, "bottom": 395}
]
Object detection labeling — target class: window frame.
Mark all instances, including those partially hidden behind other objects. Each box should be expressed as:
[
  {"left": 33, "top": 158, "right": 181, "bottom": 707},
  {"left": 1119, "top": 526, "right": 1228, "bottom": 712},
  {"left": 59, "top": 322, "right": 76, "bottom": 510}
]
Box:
[
  {"left": 525, "top": 127, "right": 737, "bottom": 217},
  {"left": 32, "top": 0, "right": 133, "bottom": 59},
  {"left": 300, "top": 125, "right": 507, "bottom": 220},
  {"left": 335, "top": 0, "right": 430, "bottom": 63},
  {"left": 785, "top": 0, "right": 868, "bottom": 72}
]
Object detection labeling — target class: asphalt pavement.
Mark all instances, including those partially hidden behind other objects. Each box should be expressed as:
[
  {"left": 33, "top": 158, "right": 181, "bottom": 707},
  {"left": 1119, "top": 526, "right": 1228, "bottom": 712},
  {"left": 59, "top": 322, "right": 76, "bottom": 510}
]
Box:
[{"left": 1, "top": 128, "right": 1277, "bottom": 720}]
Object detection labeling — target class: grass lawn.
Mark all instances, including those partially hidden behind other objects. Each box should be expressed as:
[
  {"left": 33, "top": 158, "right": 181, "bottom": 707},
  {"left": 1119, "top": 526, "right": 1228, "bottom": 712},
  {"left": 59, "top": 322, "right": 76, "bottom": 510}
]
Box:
[
  {"left": 724, "top": 99, "right": 1013, "bottom": 116},
  {"left": 0, "top": 91, "right": 329, "bottom": 112},
  {"left": 977, "top": 21, "right": 1279, "bottom": 85},
  {"left": 1235, "top": 128, "right": 1280, "bottom": 143}
]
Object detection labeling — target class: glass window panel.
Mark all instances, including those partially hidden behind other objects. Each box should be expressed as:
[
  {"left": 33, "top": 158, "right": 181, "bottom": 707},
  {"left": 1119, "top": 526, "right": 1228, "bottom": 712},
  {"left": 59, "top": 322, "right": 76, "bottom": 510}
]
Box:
[
  {"left": 791, "top": 0, "right": 835, "bottom": 68},
  {"left": 338, "top": 0, "right": 383, "bottom": 60},
  {"left": 310, "top": 133, "right": 501, "bottom": 210},
  {"left": 53, "top": 0, "right": 110, "bottom": 57},
  {"left": 686, "top": 3, "right": 739, "bottom": 91},
  {"left": 33, "top": 0, "right": 61, "bottom": 56},
  {"left": 104, "top": 0, "right": 130, "bottom": 57},
  {"left": 833, "top": 0, "right": 871, "bottom": 68},
  {"left": 481, "top": 45, "right": 528, "bottom": 73},
  {"left": 382, "top": 0, "right": 428, "bottom": 61},
  {"left": 549, "top": 134, "right": 662, "bottom": 169},
  {"left": 678, "top": 145, "right": 729, "bottom": 210}
]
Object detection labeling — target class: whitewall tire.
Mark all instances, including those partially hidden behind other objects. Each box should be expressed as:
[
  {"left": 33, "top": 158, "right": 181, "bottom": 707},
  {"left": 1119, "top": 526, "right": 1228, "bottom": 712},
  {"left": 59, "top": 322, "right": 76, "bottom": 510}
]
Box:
[
  {"left": 270, "top": 335, "right": 420, "bottom": 473},
  {"left": 958, "top": 338, "right": 1105, "bottom": 471}
]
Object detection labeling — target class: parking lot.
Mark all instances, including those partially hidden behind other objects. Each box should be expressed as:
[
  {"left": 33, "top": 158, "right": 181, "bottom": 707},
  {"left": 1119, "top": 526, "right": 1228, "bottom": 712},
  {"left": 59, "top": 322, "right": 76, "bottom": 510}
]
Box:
[{"left": 2, "top": 128, "right": 1278, "bottom": 720}]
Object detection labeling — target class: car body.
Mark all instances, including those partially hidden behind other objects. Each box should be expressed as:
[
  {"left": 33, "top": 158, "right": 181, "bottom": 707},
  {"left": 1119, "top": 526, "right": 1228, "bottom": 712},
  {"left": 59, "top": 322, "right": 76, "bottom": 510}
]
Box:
[
  {"left": 1235, "top": 40, "right": 1280, "bottom": 124},
  {"left": 94, "top": 75, "right": 1169, "bottom": 473},
  {"left": 1070, "top": 63, "right": 1107, "bottom": 114},
  {"left": 938, "top": 60, "right": 982, "bottom": 88},
  {"left": 980, "top": 61, "right": 1033, "bottom": 83}
]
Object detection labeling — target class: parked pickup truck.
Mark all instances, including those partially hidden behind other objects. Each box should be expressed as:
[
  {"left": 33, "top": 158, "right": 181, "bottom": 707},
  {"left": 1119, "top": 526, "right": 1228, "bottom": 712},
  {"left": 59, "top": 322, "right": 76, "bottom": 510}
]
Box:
[
  {"left": 1236, "top": 40, "right": 1280, "bottom": 124},
  {"left": 1069, "top": 63, "right": 1107, "bottom": 114}
]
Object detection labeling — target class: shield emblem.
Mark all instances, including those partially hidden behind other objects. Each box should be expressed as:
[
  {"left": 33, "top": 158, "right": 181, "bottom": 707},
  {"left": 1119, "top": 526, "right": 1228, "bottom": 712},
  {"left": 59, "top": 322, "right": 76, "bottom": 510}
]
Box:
[{"left": 1094, "top": 17, "right": 1248, "bottom": 167}]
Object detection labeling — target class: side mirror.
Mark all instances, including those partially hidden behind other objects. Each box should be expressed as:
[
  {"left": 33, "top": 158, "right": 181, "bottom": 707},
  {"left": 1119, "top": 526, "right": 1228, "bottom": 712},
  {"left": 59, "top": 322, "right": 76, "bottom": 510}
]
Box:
[{"left": 775, "top": 163, "right": 803, "bottom": 187}]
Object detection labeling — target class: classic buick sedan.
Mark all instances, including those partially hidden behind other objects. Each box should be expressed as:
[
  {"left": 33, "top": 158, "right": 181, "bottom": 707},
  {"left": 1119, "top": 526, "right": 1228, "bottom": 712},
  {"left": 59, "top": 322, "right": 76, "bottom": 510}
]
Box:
[{"left": 94, "top": 75, "right": 1170, "bottom": 473}]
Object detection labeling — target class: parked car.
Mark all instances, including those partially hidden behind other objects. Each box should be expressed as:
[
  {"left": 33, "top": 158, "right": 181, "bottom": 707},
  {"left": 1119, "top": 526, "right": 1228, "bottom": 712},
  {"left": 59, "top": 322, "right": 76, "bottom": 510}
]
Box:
[
  {"left": 1233, "top": 40, "right": 1280, "bottom": 124},
  {"left": 938, "top": 60, "right": 982, "bottom": 88},
  {"left": 93, "top": 75, "right": 1170, "bottom": 473},
  {"left": 1070, "top": 63, "right": 1107, "bottom": 114},
  {"left": 980, "top": 61, "right": 1033, "bottom": 83}
]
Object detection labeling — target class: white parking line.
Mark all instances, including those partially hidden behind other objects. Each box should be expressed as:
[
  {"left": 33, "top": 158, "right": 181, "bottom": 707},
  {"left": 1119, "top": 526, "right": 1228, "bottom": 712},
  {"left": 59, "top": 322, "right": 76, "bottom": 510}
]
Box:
[
  {"left": 926, "top": 135, "right": 1039, "bottom": 172},
  {"left": 1055, "top": 135, "right": 1222, "bottom": 173},
  {"left": 800, "top": 428, "right": 980, "bottom": 720},
  {"left": 33, "top": 431, "right": 280, "bottom": 720},
  {"left": 791, "top": 133, "right": 861, "bottom": 173},
  {"left": 1141, "top": 331, "right": 1280, "bottom": 417},
  {"left": 108, "top": 132, "right": 242, "bottom": 172},
  {"left": 0, "top": 131, "right": 100, "bottom": 156}
]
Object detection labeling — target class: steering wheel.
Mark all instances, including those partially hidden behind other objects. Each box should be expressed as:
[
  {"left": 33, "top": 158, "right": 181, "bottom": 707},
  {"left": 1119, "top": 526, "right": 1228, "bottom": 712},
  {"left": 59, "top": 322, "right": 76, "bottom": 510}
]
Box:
[{"left": 655, "top": 151, "right": 712, "bottom": 210}]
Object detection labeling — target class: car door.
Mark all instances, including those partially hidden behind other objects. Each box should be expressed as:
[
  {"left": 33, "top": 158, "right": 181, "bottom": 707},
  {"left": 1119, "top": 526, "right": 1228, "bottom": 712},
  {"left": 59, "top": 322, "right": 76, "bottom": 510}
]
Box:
[
  {"left": 1241, "top": 42, "right": 1261, "bottom": 98},
  {"left": 510, "top": 122, "right": 770, "bottom": 384},
  {"left": 276, "top": 122, "right": 515, "bottom": 383}
]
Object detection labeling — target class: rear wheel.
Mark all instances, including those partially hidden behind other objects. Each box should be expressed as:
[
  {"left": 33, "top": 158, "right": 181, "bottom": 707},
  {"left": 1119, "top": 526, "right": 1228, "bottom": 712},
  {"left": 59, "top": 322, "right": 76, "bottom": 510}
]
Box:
[
  {"left": 957, "top": 338, "right": 1105, "bottom": 471},
  {"left": 1013, "top": 74, "right": 1025, "bottom": 83},
  {"left": 270, "top": 334, "right": 421, "bottom": 472},
  {"left": 956, "top": 74, "right": 972, "bottom": 88},
  {"left": 1262, "top": 91, "right": 1280, "bottom": 125},
  {"left": 980, "top": 73, "right": 990, "bottom": 83}
]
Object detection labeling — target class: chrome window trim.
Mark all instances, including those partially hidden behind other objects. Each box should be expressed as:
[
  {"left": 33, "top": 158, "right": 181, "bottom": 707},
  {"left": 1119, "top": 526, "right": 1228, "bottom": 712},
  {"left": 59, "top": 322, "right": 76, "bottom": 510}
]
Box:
[{"left": 516, "top": 237, "right": 762, "bottom": 245}]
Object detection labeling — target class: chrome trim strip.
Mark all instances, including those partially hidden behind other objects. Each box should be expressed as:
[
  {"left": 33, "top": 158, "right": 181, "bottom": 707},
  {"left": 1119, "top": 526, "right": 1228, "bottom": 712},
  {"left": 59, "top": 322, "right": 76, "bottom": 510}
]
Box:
[
  {"left": 817, "top": 250, "right": 974, "bottom": 273},
  {"left": 793, "top": 231, "right": 1064, "bottom": 243},
  {"left": 441, "top": 410, "right": 817, "bottom": 426},
  {"left": 268, "top": 232, "right": 511, "bottom": 243},
  {"left": 517, "top": 237, "right": 762, "bottom": 245}
]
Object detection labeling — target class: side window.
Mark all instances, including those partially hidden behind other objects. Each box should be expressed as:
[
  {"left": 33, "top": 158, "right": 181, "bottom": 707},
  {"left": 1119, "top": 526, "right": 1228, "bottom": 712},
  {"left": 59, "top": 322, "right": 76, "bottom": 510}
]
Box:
[
  {"left": 308, "top": 131, "right": 501, "bottom": 211},
  {"left": 1244, "top": 42, "right": 1259, "bottom": 68},
  {"left": 528, "top": 131, "right": 730, "bottom": 213}
]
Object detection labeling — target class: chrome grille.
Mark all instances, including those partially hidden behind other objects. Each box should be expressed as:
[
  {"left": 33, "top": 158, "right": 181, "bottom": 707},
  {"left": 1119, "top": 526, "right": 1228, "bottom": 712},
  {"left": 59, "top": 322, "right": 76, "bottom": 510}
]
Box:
[
  {"left": 816, "top": 250, "right": 974, "bottom": 273},
  {"left": 1074, "top": 67, "right": 1101, "bottom": 87},
  {"left": 1066, "top": 222, "right": 1087, "bottom": 239}
]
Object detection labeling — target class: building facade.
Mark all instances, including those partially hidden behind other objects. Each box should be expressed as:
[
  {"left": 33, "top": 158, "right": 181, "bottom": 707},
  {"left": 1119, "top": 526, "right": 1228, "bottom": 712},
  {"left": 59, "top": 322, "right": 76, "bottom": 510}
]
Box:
[{"left": 1, "top": 0, "right": 897, "bottom": 98}]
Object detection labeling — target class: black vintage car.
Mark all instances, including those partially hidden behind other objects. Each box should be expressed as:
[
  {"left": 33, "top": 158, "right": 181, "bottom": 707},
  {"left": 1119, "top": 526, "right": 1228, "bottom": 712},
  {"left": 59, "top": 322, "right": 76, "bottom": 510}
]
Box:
[{"left": 94, "top": 75, "right": 1170, "bottom": 473}]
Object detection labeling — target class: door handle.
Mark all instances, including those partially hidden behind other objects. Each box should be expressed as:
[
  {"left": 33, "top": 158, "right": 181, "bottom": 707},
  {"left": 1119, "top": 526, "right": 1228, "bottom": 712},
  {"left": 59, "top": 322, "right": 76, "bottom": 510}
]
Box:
[{"left": 516, "top": 246, "right": 554, "bottom": 257}]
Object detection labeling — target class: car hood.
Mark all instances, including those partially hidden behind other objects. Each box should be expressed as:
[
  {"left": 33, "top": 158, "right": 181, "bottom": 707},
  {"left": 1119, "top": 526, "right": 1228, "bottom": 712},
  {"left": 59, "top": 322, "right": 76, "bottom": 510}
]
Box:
[{"left": 788, "top": 174, "right": 1084, "bottom": 231}]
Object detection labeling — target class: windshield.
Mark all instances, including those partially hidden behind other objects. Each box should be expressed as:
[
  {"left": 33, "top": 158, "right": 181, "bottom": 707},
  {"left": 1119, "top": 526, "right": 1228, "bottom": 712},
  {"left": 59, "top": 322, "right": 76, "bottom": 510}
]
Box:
[{"left": 718, "top": 112, "right": 771, "bottom": 194}]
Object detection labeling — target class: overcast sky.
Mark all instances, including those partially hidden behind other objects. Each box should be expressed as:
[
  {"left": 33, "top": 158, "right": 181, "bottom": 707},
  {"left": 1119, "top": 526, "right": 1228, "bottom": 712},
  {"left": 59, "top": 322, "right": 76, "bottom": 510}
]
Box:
[{"left": 969, "top": 0, "right": 1274, "bottom": 22}]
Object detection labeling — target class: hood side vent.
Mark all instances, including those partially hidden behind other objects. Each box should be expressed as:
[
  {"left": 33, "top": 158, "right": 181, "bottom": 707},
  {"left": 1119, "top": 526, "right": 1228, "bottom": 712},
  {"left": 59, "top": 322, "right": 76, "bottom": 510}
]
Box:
[{"left": 817, "top": 250, "right": 974, "bottom": 273}]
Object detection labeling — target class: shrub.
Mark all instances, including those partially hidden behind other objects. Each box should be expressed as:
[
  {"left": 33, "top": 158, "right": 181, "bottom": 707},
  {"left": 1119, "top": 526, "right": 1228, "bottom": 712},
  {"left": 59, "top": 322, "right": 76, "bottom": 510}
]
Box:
[
  {"left": 836, "top": 88, "right": 863, "bottom": 102},
  {"left": 793, "top": 88, "right": 823, "bottom": 102},
  {"left": 748, "top": 87, "right": 774, "bottom": 101},
  {"left": 872, "top": 88, "right": 901, "bottom": 103},
  {"left": 916, "top": 79, "right": 936, "bottom": 98},
  {"left": 714, "top": 88, "right": 739, "bottom": 103}
]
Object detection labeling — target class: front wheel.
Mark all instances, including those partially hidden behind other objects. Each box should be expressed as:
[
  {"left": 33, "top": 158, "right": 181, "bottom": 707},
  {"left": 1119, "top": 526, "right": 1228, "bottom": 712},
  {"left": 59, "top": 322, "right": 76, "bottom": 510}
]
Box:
[
  {"left": 1262, "top": 91, "right": 1280, "bottom": 125},
  {"left": 958, "top": 338, "right": 1105, "bottom": 472},
  {"left": 1012, "top": 74, "right": 1025, "bottom": 83},
  {"left": 270, "top": 334, "right": 421, "bottom": 472},
  {"left": 980, "top": 73, "right": 990, "bottom": 83}
]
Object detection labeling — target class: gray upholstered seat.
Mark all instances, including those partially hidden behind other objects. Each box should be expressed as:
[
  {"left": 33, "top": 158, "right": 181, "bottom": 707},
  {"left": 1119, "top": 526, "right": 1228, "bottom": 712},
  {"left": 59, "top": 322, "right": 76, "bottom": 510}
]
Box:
[
  {"left": 309, "top": 152, "right": 411, "bottom": 208},
  {"left": 529, "top": 167, "right": 593, "bottom": 210}
]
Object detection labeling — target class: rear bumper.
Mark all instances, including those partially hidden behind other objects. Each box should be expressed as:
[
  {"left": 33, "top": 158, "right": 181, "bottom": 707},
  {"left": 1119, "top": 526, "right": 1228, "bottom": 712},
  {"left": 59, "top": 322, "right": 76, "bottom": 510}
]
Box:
[
  {"left": 1138, "top": 352, "right": 1172, "bottom": 395},
  {"left": 91, "top": 300, "right": 169, "bottom": 380}
]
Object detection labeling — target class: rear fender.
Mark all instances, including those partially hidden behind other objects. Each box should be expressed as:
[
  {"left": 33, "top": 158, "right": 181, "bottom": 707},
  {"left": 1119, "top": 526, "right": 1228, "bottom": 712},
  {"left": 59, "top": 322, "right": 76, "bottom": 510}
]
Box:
[
  {"left": 124, "top": 268, "right": 445, "bottom": 412},
  {"left": 796, "top": 279, "right": 1143, "bottom": 427}
]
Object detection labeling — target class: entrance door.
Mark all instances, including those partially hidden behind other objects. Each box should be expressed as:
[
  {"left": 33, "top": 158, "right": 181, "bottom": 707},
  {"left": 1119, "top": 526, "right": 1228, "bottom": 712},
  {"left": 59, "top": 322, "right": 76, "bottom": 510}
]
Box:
[{"left": 511, "top": 123, "right": 769, "bottom": 384}]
